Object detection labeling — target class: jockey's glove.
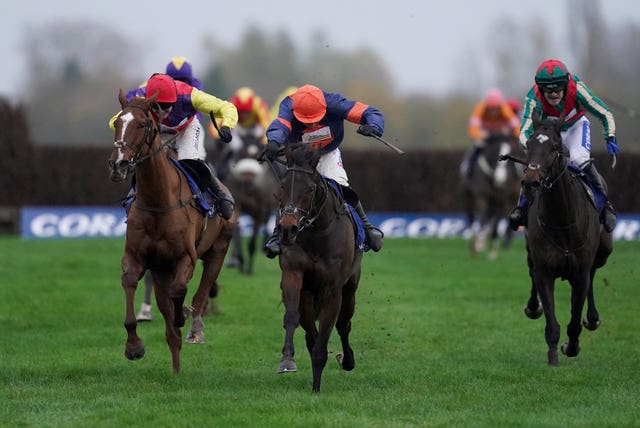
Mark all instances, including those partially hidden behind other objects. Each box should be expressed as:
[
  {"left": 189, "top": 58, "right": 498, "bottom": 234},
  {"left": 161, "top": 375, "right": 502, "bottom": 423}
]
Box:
[
  {"left": 357, "top": 124, "right": 380, "bottom": 137},
  {"left": 606, "top": 136, "right": 619, "bottom": 156},
  {"left": 257, "top": 140, "right": 280, "bottom": 162},
  {"left": 219, "top": 126, "right": 232, "bottom": 143}
]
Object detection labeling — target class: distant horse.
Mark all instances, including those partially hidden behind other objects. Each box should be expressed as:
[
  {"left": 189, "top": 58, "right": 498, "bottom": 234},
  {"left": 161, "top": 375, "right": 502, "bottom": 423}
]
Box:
[
  {"left": 221, "top": 135, "right": 279, "bottom": 275},
  {"left": 108, "top": 90, "right": 237, "bottom": 372},
  {"left": 272, "top": 143, "right": 363, "bottom": 392},
  {"left": 460, "top": 135, "right": 521, "bottom": 258},
  {"left": 509, "top": 112, "right": 612, "bottom": 366}
]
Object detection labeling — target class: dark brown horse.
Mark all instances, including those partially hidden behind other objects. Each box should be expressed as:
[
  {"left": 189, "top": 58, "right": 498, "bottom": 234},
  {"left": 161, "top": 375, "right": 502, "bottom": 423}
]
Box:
[
  {"left": 221, "top": 135, "right": 279, "bottom": 275},
  {"left": 273, "top": 143, "right": 363, "bottom": 392},
  {"left": 513, "top": 112, "right": 612, "bottom": 366},
  {"left": 108, "top": 91, "right": 237, "bottom": 372},
  {"left": 460, "top": 135, "right": 522, "bottom": 258}
]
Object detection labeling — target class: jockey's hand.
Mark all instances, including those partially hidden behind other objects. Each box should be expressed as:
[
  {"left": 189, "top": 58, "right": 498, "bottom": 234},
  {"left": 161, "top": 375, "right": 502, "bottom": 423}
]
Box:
[
  {"left": 219, "top": 126, "right": 232, "bottom": 143},
  {"left": 606, "top": 136, "right": 619, "bottom": 156},
  {"left": 257, "top": 140, "right": 280, "bottom": 162},
  {"left": 357, "top": 124, "right": 380, "bottom": 137}
]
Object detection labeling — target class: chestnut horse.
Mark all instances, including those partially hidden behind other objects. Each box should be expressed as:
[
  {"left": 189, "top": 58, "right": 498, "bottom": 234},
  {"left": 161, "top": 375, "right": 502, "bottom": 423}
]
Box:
[
  {"left": 108, "top": 90, "right": 237, "bottom": 372},
  {"left": 511, "top": 112, "right": 612, "bottom": 365},
  {"left": 272, "top": 143, "right": 363, "bottom": 392}
]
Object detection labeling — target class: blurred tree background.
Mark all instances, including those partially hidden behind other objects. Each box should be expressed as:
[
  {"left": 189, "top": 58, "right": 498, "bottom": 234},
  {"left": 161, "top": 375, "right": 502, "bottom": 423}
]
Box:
[{"left": 12, "top": 0, "right": 640, "bottom": 151}]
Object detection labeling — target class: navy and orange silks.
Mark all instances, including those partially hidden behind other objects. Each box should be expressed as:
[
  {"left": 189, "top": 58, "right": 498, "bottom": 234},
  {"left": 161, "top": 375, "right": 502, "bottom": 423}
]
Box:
[{"left": 266, "top": 90, "right": 384, "bottom": 152}]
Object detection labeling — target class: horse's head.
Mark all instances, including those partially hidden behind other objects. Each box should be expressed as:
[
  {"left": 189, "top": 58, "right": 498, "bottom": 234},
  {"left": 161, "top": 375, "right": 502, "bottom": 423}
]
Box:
[
  {"left": 108, "top": 90, "right": 160, "bottom": 182},
  {"left": 277, "top": 143, "right": 324, "bottom": 246},
  {"left": 522, "top": 110, "right": 567, "bottom": 199}
]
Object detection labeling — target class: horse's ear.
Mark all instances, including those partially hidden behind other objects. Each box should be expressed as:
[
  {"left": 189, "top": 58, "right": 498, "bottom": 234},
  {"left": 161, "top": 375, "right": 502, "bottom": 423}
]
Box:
[
  {"left": 118, "top": 89, "right": 128, "bottom": 108},
  {"left": 144, "top": 90, "right": 160, "bottom": 110},
  {"left": 284, "top": 143, "right": 294, "bottom": 167},
  {"left": 309, "top": 147, "right": 322, "bottom": 169}
]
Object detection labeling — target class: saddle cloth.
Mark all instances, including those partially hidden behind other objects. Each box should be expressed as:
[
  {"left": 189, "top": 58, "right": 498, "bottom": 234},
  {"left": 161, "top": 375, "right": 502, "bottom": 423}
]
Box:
[{"left": 325, "top": 178, "right": 367, "bottom": 252}]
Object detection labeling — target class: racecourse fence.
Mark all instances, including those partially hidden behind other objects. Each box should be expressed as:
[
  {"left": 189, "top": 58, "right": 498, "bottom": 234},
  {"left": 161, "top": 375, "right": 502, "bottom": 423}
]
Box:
[{"left": 2, "top": 98, "right": 638, "bottom": 235}]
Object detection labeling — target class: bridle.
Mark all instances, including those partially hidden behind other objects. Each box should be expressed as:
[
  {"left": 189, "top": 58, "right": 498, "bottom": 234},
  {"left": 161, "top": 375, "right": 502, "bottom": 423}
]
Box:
[
  {"left": 111, "top": 105, "right": 176, "bottom": 169},
  {"left": 279, "top": 165, "right": 329, "bottom": 233}
]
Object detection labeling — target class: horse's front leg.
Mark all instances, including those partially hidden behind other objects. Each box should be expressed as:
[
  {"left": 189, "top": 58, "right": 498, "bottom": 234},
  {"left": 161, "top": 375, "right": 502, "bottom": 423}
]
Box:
[
  {"left": 533, "top": 270, "right": 560, "bottom": 366},
  {"left": 161, "top": 256, "right": 194, "bottom": 373},
  {"left": 310, "top": 286, "right": 343, "bottom": 393},
  {"left": 524, "top": 250, "right": 543, "bottom": 319},
  {"left": 121, "top": 253, "right": 146, "bottom": 361},
  {"left": 562, "top": 273, "right": 590, "bottom": 358},
  {"left": 278, "top": 270, "right": 303, "bottom": 373}
]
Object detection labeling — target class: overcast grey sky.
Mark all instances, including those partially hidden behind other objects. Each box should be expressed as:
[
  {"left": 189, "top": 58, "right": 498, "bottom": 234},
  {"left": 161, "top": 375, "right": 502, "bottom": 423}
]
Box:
[{"left": 1, "top": 0, "right": 639, "bottom": 99}]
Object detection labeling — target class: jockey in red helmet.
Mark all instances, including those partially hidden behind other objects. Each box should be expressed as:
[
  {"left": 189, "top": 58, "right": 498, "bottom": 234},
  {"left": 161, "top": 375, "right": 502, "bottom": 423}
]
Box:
[{"left": 109, "top": 73, "right": 238, "bottom": 221}]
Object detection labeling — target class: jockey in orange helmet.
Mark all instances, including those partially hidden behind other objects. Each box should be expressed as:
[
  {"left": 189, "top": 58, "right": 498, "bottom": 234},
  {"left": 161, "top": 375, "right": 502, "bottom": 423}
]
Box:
[
  {"left": 258, "top": 84, "right": 385, "bottom": 257},
  {"left": 463, "top": 88, "right": 520, "bottom": 179}
]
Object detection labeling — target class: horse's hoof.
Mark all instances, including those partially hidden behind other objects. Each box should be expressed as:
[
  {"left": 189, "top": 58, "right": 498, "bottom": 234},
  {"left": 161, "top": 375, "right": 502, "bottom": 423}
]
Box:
[
  {"left": 125, "top": 343, "right": 146, "bottom": 360},
  {"left": 278, "top": 358, "right": 297, "bottom": 373},
  {"left": 547, "top": 350, "right": 559, "bottom": 366},
  {"left": 582, "top": 317, "right": 601, "bottom": 331},
  {"left": 561, "top": 342, "right": 580, "bottom": 357},
  {"left": 524, "top": 302, "right": 543, "bottom": 319},
  {"left": 185, "top": 331, "right": 205, "bottom": 344},
  {"left": 336, "top": 351, "right": 355, "bottom": 371}
]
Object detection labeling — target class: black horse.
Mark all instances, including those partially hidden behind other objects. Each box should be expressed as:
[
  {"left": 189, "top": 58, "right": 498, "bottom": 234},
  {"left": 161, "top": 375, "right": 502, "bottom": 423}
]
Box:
[
  {"left": 460, "top": 135, "right": 521, "bottom": 258},
  {"left": 510, "top": 112, "right": 613, "bottom": 366},
  {"left": 271, "top": 143, "right": 363, "bottom": 392}
]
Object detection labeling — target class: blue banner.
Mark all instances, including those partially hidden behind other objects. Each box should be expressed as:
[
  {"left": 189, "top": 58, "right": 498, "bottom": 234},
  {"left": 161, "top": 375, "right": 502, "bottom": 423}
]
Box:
[{"left": 20, "top": 207, "right": 640, "bottom": 241}]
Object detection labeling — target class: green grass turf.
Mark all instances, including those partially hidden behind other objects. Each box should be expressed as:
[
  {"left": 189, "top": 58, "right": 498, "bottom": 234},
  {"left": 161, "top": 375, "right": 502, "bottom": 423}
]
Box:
[{"left": 0, "top": 237, "right": 638, "bottom": 427}]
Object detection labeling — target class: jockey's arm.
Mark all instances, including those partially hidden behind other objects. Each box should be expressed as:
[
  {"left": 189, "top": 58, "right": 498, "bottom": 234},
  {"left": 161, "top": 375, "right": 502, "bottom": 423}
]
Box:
[{"left": 191, "top": 89, "right": 238, "bottom": 129}]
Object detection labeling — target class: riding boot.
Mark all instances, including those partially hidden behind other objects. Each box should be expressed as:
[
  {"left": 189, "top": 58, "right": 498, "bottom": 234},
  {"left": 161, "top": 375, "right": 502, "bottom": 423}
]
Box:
[
  {"left": 354, "top": 201, "right": 384, "bottom": 252},
  {"left": 202, "top": 162, "right": 235, "bottom": 220},
  {"left": 583, "top": 162, "right": 617, "bottom": 232},
  {"left": 508, "top": 190, "right": 529, "bottom": 231},
  {"left": 264, "top": 212, "right": 281, "bottom": 259}
]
